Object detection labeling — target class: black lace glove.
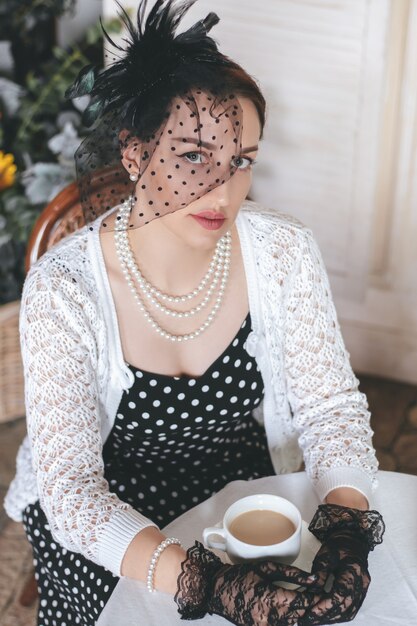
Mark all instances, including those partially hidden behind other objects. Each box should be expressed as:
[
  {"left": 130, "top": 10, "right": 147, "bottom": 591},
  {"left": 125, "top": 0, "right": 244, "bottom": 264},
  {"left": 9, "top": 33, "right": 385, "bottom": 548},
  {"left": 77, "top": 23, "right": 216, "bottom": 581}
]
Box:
[
  {"left": 299, "top": 504, "right": 385, "bottom": 625},
  {"left": 175, "top": 541, "right": 322, "bottom": 625}
]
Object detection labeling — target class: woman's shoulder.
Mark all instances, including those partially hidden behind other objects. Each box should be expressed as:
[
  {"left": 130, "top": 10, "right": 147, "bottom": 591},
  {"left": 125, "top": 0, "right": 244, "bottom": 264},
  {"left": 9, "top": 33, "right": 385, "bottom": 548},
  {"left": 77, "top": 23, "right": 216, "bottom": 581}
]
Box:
[
  {"left": 23, "top": 223, "right": 94, "bottom": 298},
  {"left": 240, "top": 199, "right": 312, "bottom": 244}
]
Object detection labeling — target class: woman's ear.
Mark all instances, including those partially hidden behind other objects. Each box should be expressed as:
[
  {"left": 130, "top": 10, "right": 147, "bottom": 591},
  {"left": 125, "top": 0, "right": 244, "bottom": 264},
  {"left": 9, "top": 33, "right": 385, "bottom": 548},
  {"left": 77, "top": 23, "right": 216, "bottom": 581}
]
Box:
[{"left": 119, "top": 129, "right": 142, "bottom": 175}]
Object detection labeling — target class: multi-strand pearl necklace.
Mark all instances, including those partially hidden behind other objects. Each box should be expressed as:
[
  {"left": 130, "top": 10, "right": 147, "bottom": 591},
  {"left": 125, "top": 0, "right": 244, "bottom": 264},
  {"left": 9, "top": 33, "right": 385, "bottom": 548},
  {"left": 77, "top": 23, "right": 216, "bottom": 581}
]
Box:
[{"left": 114, "top": 198, "right": 232, "bottom": 342}]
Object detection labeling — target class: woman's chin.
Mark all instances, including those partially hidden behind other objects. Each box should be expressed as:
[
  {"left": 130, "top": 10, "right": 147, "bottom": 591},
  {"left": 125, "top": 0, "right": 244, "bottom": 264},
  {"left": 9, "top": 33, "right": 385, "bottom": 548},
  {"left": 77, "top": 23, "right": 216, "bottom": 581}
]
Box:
[{"left": 186, "top": 219, "right": 230, "bottom": 247}]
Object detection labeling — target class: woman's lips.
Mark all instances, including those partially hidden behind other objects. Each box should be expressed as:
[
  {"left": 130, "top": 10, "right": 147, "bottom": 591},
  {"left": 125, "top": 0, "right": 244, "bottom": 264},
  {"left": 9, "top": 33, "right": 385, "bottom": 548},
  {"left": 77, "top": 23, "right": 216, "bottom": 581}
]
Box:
[{"left": 191, "top": 213, "right": 226, "bottom": 230}]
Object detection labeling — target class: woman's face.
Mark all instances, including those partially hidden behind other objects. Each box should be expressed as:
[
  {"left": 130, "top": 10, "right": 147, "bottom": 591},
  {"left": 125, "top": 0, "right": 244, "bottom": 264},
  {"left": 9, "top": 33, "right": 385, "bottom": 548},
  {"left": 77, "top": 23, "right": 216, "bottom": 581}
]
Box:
[{"left": 124, "top": 93, "right": 261, "bottom": 250}]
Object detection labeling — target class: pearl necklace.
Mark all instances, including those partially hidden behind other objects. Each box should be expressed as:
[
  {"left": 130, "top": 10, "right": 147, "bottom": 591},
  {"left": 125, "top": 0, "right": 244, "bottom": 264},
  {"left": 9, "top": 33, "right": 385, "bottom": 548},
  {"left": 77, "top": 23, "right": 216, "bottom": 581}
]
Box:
[
  {"left": 114, "top": 199, "right": 232, "bottom": 342},
  {"left": 138, "top": 242, "right": 223, "bottom": 304}
]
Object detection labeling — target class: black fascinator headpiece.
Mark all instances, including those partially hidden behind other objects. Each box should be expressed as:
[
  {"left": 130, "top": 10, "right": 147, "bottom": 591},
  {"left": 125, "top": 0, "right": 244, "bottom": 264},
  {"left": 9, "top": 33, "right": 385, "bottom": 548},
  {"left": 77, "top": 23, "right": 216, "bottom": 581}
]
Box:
[
  {"left": 67, "top": 0, "right": 223, "bottom": 128},
  {"left": 66, "top": 0, "right": 245, "bottom": 230}
]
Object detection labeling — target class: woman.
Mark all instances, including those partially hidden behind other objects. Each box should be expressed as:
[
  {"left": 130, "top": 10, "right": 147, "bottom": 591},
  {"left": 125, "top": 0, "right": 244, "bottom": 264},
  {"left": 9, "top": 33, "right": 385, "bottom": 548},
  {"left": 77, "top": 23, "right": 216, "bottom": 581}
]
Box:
[{"left": 5, "top": 1, "right": 384, "bottom": 625}]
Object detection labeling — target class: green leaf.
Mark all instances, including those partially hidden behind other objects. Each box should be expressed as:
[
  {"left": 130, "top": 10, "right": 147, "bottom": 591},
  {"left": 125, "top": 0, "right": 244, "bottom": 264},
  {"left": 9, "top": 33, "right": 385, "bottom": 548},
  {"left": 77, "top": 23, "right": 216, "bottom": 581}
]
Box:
[{"left": 53, "top": 46, "right": 67, "bottom": 61}]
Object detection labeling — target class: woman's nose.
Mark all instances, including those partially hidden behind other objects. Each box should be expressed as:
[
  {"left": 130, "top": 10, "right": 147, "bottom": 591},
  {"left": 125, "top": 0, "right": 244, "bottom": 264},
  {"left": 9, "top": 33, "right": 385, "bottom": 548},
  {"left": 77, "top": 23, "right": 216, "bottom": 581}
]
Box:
[{"left": 209, "top": 180, "right": 230, "bottom": 208}]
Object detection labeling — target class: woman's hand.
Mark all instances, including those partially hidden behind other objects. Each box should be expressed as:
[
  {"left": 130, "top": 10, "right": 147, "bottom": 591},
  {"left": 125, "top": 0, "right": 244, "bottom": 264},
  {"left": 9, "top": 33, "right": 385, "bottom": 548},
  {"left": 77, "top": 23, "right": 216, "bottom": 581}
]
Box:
[
  {"left": 175, "top": 541, "right": 321, "bottom": 625},
  {"left": 298, "top": 503, "right": 385, "bottom": 625},
  {"left": 299, "top": 530, "right": 371, "bottom": 624}
]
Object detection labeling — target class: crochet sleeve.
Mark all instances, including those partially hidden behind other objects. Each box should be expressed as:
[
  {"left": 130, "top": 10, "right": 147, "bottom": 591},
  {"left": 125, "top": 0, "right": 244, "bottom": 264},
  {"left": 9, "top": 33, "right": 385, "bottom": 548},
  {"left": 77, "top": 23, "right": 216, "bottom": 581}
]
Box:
[
  {"left": 20, "top": 262, "right": 156, "bottom": 575},
  {"left": 283, "top": 229, "right": 378, "bottom": 501}
]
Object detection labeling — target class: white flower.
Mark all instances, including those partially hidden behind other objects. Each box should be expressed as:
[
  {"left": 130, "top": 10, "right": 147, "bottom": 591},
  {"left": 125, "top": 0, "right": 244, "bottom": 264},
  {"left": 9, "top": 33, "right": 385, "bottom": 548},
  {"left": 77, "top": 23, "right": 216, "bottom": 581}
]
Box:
[
  {"left": 57, "top": 110, "right": 82, "bottom": 130},
  {"left": 21, "top": 163, "right": 74, "bottom": 205},
  {"left": 0, "top": 78, "right": 26, "bottom": 116},
  {"left": 48, "top": 121, "right": 82, "bottom": 161},
  {"left": 0, "top": 232, "right": 11, "bottom": 248}
]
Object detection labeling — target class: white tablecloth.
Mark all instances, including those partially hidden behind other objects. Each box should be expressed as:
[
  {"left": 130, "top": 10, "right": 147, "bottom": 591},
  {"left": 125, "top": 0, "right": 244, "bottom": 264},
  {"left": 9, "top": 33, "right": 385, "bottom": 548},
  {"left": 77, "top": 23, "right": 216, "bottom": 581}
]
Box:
[{"left": 96, "top": 470, "right": 417, "bottom": 625}]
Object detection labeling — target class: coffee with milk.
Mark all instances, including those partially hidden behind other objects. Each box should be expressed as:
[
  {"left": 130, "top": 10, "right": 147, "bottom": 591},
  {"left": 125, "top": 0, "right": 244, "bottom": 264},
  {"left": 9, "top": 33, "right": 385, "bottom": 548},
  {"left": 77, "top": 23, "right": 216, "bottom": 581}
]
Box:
[{"left": 229, "top": 509, "right": 296, "bottom": 546}]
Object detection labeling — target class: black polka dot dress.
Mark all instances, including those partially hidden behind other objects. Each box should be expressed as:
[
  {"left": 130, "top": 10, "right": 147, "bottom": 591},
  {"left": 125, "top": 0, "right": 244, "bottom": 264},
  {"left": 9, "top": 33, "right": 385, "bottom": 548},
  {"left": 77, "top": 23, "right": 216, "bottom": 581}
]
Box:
[{"left": 23, "top": 312, "right": 275, "bottom": 626}]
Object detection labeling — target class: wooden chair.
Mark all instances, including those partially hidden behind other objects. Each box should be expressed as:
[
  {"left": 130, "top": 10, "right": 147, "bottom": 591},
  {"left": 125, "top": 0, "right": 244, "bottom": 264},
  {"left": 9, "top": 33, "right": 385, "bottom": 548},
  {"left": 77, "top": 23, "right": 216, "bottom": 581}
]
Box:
[
  {"left": 25, "top": 165, "right": 127, "bottom": 269},
  {"left": 25, "top": 181, "right": 84, "bottom": 272}
]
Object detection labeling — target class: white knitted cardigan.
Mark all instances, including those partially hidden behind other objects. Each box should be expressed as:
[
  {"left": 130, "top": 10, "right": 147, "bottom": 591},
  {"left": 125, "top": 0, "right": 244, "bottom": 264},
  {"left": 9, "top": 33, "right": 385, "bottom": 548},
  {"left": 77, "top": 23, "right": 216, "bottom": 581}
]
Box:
[{"left": 4, "top": 200, "right": 378, "bottom": 576}]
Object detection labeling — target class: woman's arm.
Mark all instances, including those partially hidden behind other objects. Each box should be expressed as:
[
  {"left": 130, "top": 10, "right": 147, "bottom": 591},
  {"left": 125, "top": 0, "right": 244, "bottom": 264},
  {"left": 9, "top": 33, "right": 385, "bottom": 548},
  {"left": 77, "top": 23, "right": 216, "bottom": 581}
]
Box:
[
  {"left": 121, "top": 526, "right": 185, "bottom": 592},
  {"left": 282, "top": 227, "right": 378, "bottom": 503},
  {"left": 326, "top": 487, "right": 368, "bottom": 510},
  {"left": 20, "top": 262, "right": 158, "bottom": 576}
]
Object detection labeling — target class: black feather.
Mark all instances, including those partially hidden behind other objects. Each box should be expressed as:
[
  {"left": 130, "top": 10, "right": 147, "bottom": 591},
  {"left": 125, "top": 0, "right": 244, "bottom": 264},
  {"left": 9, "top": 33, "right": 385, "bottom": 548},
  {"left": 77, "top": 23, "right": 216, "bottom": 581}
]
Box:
[
  {"left": 66, "top": 0, "right": 226, "bottom": 126},
  {"left": 64, "top": 64, "right": 97, "bottom": 99}
]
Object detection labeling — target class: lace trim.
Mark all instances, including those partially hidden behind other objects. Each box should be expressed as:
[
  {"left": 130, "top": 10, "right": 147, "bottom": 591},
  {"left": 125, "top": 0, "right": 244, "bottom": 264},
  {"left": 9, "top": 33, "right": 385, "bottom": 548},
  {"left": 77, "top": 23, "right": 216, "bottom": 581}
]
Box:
[
  {"left": 308, "top": 504, "right": 385, "bottom": 551},
  {"left": 175, "top": 541, "right": 322, "bottom": 625},
  {"left": 174, "top": 541, "right": 224, "bottom": 620},
  {"left": 299, "top": 557, "right": 370, "bottom": 625}
]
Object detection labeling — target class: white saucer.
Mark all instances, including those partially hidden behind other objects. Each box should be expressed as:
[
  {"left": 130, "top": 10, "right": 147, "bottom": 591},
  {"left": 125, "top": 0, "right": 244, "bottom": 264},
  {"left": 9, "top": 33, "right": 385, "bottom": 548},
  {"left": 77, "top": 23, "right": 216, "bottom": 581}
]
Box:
[{"left": 204, "top": 520, "right": 320, "bottom": 588}]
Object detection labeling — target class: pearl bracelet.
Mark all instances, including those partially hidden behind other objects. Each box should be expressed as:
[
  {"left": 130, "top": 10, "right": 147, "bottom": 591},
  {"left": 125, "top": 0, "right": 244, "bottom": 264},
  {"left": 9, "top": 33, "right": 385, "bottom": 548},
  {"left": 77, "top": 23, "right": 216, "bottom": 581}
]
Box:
[{"left": 147, "top": 537, "right": 182, "bottom": 593}]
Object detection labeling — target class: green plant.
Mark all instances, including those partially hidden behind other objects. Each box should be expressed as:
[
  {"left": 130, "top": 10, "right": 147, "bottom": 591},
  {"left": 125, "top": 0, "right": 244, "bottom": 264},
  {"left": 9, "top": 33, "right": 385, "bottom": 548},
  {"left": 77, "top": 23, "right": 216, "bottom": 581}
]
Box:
[{"left": 0, "top": 14, "right": 123, "bottom": 305}]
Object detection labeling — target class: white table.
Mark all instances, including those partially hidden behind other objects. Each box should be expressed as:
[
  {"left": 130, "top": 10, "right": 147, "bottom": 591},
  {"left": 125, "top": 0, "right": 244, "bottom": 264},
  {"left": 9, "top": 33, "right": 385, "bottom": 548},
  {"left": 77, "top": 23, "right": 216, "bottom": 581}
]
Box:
[{"left": 96, "top": 470, "right": 417, "bottom": 625}]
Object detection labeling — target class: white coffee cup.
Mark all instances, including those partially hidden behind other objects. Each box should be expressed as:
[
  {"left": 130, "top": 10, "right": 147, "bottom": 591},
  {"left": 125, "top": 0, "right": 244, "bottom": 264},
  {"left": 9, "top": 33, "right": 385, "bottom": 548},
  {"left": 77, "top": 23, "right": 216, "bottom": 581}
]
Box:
[{"left": 203, "top": 494, "right": 302, "bottom": 564}]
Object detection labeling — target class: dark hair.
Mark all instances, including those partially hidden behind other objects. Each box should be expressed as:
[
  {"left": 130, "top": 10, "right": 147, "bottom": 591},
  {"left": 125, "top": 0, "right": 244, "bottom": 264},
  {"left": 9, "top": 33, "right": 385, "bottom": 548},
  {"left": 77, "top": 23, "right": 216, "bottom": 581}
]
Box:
[{"left": 129, "top": 61, "right": 267, "bottom": 143}]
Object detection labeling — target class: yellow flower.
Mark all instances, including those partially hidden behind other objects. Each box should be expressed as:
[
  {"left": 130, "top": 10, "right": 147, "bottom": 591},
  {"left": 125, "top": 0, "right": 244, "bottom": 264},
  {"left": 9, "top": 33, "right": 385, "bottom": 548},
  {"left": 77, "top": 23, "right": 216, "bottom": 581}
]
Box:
[{"left": 0, "top": 151, "right": 17, "bottom": 191}]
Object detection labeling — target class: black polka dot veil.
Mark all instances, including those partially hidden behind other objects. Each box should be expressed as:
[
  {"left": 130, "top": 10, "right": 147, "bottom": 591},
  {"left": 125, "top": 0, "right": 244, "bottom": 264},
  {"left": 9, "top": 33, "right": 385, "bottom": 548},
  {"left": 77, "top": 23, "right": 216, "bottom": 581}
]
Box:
[{"left": 66, "top": 0, "right": 244, "bottom": 230}]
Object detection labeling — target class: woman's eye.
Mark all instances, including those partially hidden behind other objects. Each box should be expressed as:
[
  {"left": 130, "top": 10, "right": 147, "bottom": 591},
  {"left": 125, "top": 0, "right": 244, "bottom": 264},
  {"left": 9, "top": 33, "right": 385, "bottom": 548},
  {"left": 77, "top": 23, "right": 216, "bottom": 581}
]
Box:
[
  {"left": 183, "top": 151, "right": 205, "bottom": 164},
  {"left": 232, "top": 155, "right": 254, "bottom": 170}
]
